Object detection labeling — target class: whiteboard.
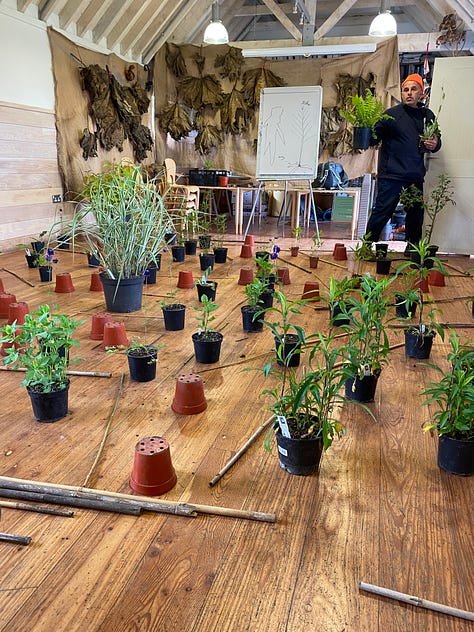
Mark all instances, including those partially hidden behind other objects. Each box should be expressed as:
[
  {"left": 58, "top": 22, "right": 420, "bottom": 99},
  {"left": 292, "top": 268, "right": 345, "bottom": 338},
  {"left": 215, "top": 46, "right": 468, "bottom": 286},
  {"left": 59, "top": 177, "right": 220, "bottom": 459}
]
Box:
[{"left": 256, "top": 86, "right": 322, "bottom": 180}]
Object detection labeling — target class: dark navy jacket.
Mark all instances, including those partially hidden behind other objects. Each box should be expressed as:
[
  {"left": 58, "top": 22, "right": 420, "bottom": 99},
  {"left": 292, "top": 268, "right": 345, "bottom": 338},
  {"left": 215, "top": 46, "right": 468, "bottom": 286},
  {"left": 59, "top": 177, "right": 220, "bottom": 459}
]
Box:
[{"left": 370, "top": 103, "right": 441, "bottom": 183}]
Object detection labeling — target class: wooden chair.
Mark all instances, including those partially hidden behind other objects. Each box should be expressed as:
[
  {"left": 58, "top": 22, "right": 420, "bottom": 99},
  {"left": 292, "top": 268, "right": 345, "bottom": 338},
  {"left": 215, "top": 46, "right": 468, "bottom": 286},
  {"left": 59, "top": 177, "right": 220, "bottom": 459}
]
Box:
[{"left": 163, "top": 158, "right": 200, "bottom": 212}]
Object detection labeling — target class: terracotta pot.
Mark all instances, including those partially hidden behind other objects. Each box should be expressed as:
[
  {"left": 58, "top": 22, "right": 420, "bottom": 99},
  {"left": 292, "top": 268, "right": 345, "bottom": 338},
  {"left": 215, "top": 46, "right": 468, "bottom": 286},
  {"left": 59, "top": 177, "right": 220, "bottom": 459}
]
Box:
[
  {"left": 177, "top": 270, "right": 194, "bottom": 289},
  {"left": 302, "top": 282, "right": 320, "bottom": 301},
  {"left": 0, "top": 279, "right": 4, "bottom": 293},
  {"left": 90, "top": 312, "right": 113, "bottom": 340},
  {"left": 290, "top": 246, "right": 299, "bottom": 257},
  {"left": 101, "top": 321, "right": 129, "bottom": 349},
  {"left": 333, "top": 245, "right": 347, "bottom": 261},
  {"left": 7, "top": 302, "right": 29, "bottom": 325},
  {"left": 89, "top": 272, "right": 103, "bottom": 292},
  {"left": 55, "top": 272, "right": 75, "bottom": 293},
  {"left": 238, "top": 267, "right": 254, "bottom": 285},
  {"left": 332, "top": 242, "right": 344, "bottom": 256},
  {"left": 130, "top": 436, "right": 177, "bottom": 496},
  {"left": 413, "top": 277, "right": 430, "bottom": 293},
  {"left": 218, "top": 175, "right": 229, "bottom": 187},
  {"left": 239, "top": 244, "right": 253, "bottom": 259},
  {"left": 172, "top": 373, "right": 207, "bottom": 414},
  {"left": 277, "top": 267, "right": 291, "bottom": 285},
  {"left": 428, "top": 269, "right": 446, "bottom": 287},
  {"left": 0, "top": 293, "right": 17, "bottom": 318},
  {"left": 244, "top": 234, "right": 255, "bottom": 246}
]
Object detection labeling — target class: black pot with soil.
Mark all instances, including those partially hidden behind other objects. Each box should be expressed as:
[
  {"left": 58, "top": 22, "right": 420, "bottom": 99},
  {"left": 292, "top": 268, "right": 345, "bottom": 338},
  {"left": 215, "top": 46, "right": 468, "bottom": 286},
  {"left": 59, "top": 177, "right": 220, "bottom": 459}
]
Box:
[
  {"left": 241, "top": 305, "right": 264, "bottom": 332},
  {"left": 171, "top": 245, "right": 186, "bottom": 262},
  {"left": 27, "top": 381, "right": 70, "bottom": 422},
  {"left": 199, "top": 235, "right": 212, "bottom": 250},
  {"left": 438, "top": 434, "right": 474, "bottom": 476},
  {"left": 162, "top": 303, "right": 186, "bottom": 331},
  {"left": 100, "top": 273, "right": 144, "bottom": 313},
  {"left": 404, "top": 329, "right": 436, "bottom": 359},
  {"left": 330, "top": 303, "right": 350, "bottom": 327},
  {"left": 376, "top": 258, "right": 391, "bottom": 275},
  {"left": 275, "top": 429, "right": 323, "bottom": 476},
  {"left": 196, "top": 281, "right": 217, "bottom": 302},
  {"left": 192, "top": 331, "right": 223, "bottom": 364},
  {"left": 165, "top": 232, "right": 177, "bottom": 246},
  {"left": 87, "top": 252, "right": 101, "bottom": 267},
  {"left": 25, "top": 254, "right": 39, "bottom": 269},
  {"left": 213, "top": 247, "right": 228, "bottom": 264},
  {"left": 275, "top": 334, "right": 301, "bottom": 367},
  {"left": 184, "top": 240, "right": 197, "bottom": 256},
  {"left": 38, "top": 265, "right": 53, "bottom": 282},
  {"left": 395, "top": 295, "right": 417, "bottom": 319},
  {"left": 353, "top": 126, "right": 372, "bottom": 150},
  {"left": 127, "top": 346, "right": 158, "bottom": 382},
  {"left": 199, "top": 252, "right": 215, "bottom": 271},
  {"left": 345, "top": 371, "right": 380, "bottom": 403}
]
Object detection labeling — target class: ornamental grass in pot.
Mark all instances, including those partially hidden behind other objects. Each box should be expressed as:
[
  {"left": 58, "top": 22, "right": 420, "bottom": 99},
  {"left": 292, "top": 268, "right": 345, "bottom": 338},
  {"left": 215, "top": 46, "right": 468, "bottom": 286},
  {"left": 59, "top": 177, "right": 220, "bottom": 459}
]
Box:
[
  {"left": 421, "top": 333, "right": 474, "bottom": 476},
  {"left": 0, "top": 305, "right": 83, "bottom": 422},
  {"left": 58, "top": 162, "right": 173, "bottom": 312}
]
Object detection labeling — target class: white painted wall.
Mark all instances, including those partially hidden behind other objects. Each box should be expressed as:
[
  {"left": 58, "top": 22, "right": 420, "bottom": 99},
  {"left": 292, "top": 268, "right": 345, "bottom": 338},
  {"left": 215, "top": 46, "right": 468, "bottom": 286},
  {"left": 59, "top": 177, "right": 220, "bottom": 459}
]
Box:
[{"left": 0, "top": 7, "right": 55, "bottom": 110}]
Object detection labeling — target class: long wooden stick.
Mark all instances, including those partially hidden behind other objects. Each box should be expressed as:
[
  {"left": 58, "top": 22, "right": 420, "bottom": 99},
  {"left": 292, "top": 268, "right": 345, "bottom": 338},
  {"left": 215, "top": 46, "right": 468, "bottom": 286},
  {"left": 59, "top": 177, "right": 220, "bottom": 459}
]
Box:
[
  {"left": 0, "top": 499, "right": 74, "bottom": 517},
  {"left": 359, "top": 581, "right": 474, "bottom": 621},
  {"left": 0, "top": 532, "right": 31, "bottom": 545},
  {"left": 1, "top": 267, "right": 35, "bottom": 287},
  {"left": 0, "top": 476, "right": 276, "bottom": 523},
  {"left": 0, "top": 367, "right": 112, "bottom": 378},
  {"left": 209, "top": 416, "right": 275, "bottom": 487}
]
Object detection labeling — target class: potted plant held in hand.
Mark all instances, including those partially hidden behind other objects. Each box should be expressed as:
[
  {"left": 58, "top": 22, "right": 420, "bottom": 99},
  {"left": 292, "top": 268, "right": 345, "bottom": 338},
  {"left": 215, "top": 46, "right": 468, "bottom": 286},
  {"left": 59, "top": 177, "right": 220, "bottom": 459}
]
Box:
[
  {"left": 0, "top": 305, "right": 83, "bottom": 422},
  {"left": 339, "top": 88, "right": 392, "bottom": 150},
  {"left": 192, "top": 295, "right": 223, "bottom": 364},
  {"left": 422, "top": 333, "right": 474, "bottom": 476}
]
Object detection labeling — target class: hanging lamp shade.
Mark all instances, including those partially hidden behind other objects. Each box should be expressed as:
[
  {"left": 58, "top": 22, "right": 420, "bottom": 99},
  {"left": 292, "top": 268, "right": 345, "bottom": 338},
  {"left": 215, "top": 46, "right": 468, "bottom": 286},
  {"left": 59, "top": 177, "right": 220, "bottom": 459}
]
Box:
[
  {"left": 203, "top": 2, "right": 229, "bottom": 44},
  {"left": 368, "top": 10, "right": 397, "bottom": 36}
]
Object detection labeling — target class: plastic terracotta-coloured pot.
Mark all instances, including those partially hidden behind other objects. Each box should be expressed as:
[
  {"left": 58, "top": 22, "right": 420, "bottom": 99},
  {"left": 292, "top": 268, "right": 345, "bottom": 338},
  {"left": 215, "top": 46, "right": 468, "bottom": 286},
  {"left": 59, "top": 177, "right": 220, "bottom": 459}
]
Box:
[
  {"left": 238, "top": 267, "right": 254, "bottom": 286},
  {"left": 102, "top": 321, "right": 129, "bottom": 350},
  {"left": 90, "top": 312, "right": 113, "bottom": 340},
  {"left": 413, "top": 277, "right": 430, "bottom": 293},
  {"left": 218, "top": 175, "right": 229, "bottom": 187},
  {"left": 332, "top": 242, "right": 344, "bottom": 256},
  {"left": 177, "top": 270, "right": 194, "bottom": 289},
  {"left": 428, "top": 269, "right": 446, "bottom": 287},
  {"left": 302, "top": 282, "right": 320, "bottom": 301},
  {"left": 334, "top": 245, "right": 347, "bottom": 261},
  {"left": 240, "top": 244, "right": 253, "bottom": 259},
  {"left": 55, "top": 272, "right": 75, "bottom": 293},
  {"left": 438, "top": 435, "right": 474, "bottom": 476},
  {"left": 172, "top": 373, "right": 207, "bottom": 414},
  {"left": 27, "top": 381, "right": 70, "bottom": 423},
  {"left": 275, "top": 430, "right": 323, "bottom": 476},
  {"left": 290, "top": 246, "right": 299, "bottom": 257},
  {"left": 244, "top": 234, "right": 255, "bottom": 246},
  {"left": 0, "top": 293, "right": 17, "bottom": 318},
  {"left": 130, "top": 436, "right": 177, "bottom": 496},
  {"left": 89, "top": 272, "right": 103, "bottom": 292},
  {"left": 277, "top": 267, "right": 291, "bottom": 285},
  {"left": 7, "top": 302, "right": 29, "bottom": 325}
]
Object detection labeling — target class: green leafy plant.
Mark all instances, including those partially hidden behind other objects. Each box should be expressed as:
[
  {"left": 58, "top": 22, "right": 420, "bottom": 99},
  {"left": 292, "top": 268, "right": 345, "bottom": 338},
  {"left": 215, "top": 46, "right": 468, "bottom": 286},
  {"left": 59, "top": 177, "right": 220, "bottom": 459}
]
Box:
[
  {"left": 310, "top": 231, "right": 324, "bottom": 254},
  {"left": 421, "top": 333, "right": 474, "bottom": 439},
  {"left": 197, "top": 266, "right": 214, "bottom": 287},
  {"left": 339, "top": 89, "right": 393, "bottom": 130},
  {"left": 420, "top": 87, "right": 445, "bottom": 141},
  {"left": 352, "top": 234, "right": 374, "bottom": 261},
  {"left": 193, "top": 294, "right": 220, "bottom": 339},
  {"left": 160, "top": 289, "right": 179, "bottom": 309},
  {"left": 213, "top": 214, "right": 227, "bottom": 249},
  {"left": 292, "top": 226, "right": 302, "bottom": 243},
  {"left": 0, "top": 305, "right": 83, "bottom": 392},
  {"left": 244, "top": 277, "right": 268, "bottom": 309}
]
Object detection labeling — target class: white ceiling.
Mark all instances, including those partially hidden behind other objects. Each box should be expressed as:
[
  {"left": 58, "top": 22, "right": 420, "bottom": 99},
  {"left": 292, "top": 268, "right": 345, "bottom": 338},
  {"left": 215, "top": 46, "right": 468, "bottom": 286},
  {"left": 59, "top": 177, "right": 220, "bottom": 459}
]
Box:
[{"left": 2, "top": 0, "right": 473, "bottom": 64}]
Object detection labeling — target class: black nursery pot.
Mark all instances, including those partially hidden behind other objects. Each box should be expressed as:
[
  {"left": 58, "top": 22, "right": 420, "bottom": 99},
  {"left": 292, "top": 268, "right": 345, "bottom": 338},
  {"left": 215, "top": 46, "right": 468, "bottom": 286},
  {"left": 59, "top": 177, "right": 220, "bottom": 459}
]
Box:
[
  {"left": 31, "top": 240, "right": 45, "bottom": 254},
  {"left": 258, "top": 290, "right": 274, "bottom": 310},
  {"left": 25, "top": 254, "right": 39, "bottom": 269},
  {"left": 57, "top": 235, "right": 70, "bottom": 250},
  {"left": 275, "top": 431, "right": 323, "bottom": 476},
  {"left": 199, "top": 253, "right": 215, "bottom": 271},
  {"left": 196, "top": 282, "right": 217, "bottom": 302},
  {"left": 375, "top": 243, "right": 388, "bottom": 257},
  {"left": 100, "top": 273, "right": 144, "bottom": 313},
  {"left": 275, "top": 334, "right": 301, "bottom": 367},
  {"left": 438, "top": 435, "right": 474, "bottom": 476},
  {"left": 353, "top": 126, "right": 372, "bottom": 150},
  {"left": 345, "top": 373, "right": 380, "bottom": 403},
  {"left": 376, "top": 258, "right": 391, "bottom": 275},
  {"left": 127, "top": 347, "right": 157, "bottom": 382},
  {"left": 144, "top": 266, "right": 158, "bottom": 285},
  {"left": 213, "top": 247, "right": 228, "bottom": 264},
  {"left": 192, "top": 332, "right": 223, "bottom": 364},
  {"left": 38, "top": 265, "right": 53, "bottom": 282},
  {"left": 184, "top": 240, "right": 197, "bottom": 256},
  {"left": 404, "top": 329, "right": 435, "bottom": 359},
  {"left": 395, "top": 295, "right": 417, "bottom": 319},
  {"left": 27, "top": 382, "right": 70, "bottom": 423},
  {"left": 171, "top": 245, "right": 186, "bottom": 262},
  {"left": 87, "top": 253, "right": 101, "bottom": 267},
  {"left": 330, "top": 303, "right": 350, "bottom": 327},
  {"left": 256, "top": 251, "right": 270, "bottom": 261},
  {"left": 165, "top": 232, "right": 177, "bottom": 245},
  {"left": 162, "top": 303, "right": 186, "bottom": 331},
  {"left": 241, "top": 305, "right": 263, "bottom": 333}
]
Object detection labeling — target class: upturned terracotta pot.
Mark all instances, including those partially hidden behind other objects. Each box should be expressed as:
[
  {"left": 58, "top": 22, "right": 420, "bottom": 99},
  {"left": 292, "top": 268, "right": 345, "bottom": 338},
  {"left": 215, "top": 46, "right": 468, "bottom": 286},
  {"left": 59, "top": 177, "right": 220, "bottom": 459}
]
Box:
[
  {"left": 238, "top": 267, "right": 254, "bottom": 285},
  {"left": 290, "top": 246, "right": 299, "bottom": 257},
  {"left": 302, "top": 282, "right": 320, "bottom": 301},
  {"left": 428, "top": 269, "right": 446, "bottom": 287},
  {"left": 7, "top": 302, "right": 29, "bottom": 325},
  {"left": 333, "top": 245, "right": 347, "bottom": 261},
  {"left": 89, "top": 272, "right": 103, "bottom": 292},
  {"left": 130, "top": 436, "right": 177, "bottom": 496},
  {"left": 239, "top": 244, "right": 253, "bottom": 259},
  {"left": 0, "top": 293, "right": 17, "bottom": 318},
  {"left": 90, "top": 312, "right": 113, "bottom": 340},
  {"left": 177, "top": 270, "right": 194, "bottom": 289},
  {"left": 0, "top": 279, "right": 4, "bottom": 293},
  {"left": 413, "top": 277, "right": 430, "bottom": 293},
  {"left": 101, "top": 321, "right": 129, "bottom": 349},
  {"left": 171, "top": 373, "right": 207, "bottom": 414},
  {"left": 277, "top": 267, "right": 291, "bottom": 285},
  {"left": 244, "top": 234, "right": 255, "bottom": 246},
  {"left": 332, "top": 242, "right": 344, "bottom": 256},
  {"left": 55, "top": 272, "right": 75, "bottom": 293}
]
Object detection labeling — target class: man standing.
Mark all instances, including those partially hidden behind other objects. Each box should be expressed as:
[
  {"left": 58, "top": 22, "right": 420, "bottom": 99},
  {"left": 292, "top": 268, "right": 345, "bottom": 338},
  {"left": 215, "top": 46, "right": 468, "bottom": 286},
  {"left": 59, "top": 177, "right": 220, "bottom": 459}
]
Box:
[{"left": 365, "top": 73, "right": 441, "bottom": 251}]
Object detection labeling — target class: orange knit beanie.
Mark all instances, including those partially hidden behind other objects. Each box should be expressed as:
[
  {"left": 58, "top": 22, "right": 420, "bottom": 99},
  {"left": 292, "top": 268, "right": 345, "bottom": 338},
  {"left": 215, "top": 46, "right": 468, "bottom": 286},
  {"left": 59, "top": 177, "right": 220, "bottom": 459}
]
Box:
[{"left": 401, "top": 73, "right": 424, "bottom": 91}]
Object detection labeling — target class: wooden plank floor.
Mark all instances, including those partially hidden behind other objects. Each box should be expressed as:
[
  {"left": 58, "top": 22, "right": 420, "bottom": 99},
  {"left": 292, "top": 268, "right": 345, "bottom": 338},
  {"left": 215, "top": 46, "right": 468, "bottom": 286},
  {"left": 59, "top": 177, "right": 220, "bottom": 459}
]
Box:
[{"left": 0, "top": 233, "right": 473, "bottom": 632}]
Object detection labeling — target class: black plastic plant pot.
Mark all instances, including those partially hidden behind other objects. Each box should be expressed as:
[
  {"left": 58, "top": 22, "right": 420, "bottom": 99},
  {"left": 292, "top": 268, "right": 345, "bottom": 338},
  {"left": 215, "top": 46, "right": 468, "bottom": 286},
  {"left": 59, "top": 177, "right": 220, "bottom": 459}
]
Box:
[
  {"left": 27, "top": 382, "right": 70, "bottom": 422},
  {"left": 165, "top": 232, "right": 177, "bottom": 246},
  {"left": 25, "top": 254, "right": 39, "bottom": 269},
  {"left": 192, "top": 332, "right": 223, "bottom": 364},
  {"left": 256, "top": 251, "right": 270, "bottom": 261},
  {"left": 100, "top": 274, "right": 144, "bottom": 313},
  {"left": 376, "top": 258, "right": 391, "bottom": 275},
  {"left": 275, "top": 431, "right": 323, "bottom": 476},
  {"left": 127, "top": 348, "right": 157, "bottom": 382},
  {"left": 199, "top": 253, "right": 215, "bottom": 271},
  {"left": 258, "top": 290, "right": 274, "bottom": 310},
  {"left": 213, "top": 247, "right": 228, "bottom": 264},
  {"left": 162, "top": 304, "right": 186, "bottom": 331},
  {"left": 57, "top": 235, "right": 70, "bottom": 250},
  {"left": 330, "top": 303, "right": 350, "bottom": 327},
  {"left": 472, "top": 299, "right": 474, "bottom": 318},
  {"left": 241, "top": 306, "right": 263, "bottom": 332},
  {"left": 31, "top": 240, "right": 45, "bottom": 254},
  {"left": 87, "top": 253, "right": 101, "bottom": 267},
  {"left": 171, "top": 245, "right": 185, "bottom": 262},
  {"left": 375, "top": 243, "right": 388, "bottom": 257},
  {"left": 345, "top": 373, "right": 380, "bottom": 403},
  {"left": 353, "top": 126, "right": 372, "bottom": 150},
  {"left": 39, "top": 265, "right": 53, "bottom": 282},
  {"left": 199, "top": 235, "right": 211, "bottom": 250},
  {"left": 404, "top": 329, "right": 435, "bottom": 359},
  {"left": 275, "top": 334, "right": 301, "bottom": 367},
  {"left": 395, "top": 295, "right": 417, "bottom": 319},
  {"left": 144, "top": 266, "right": 158, "bottom": 285},
  {"left": 196, "top": 282, "right": 217, "bottom": 302},
  {"left": 184, "top": 240, "right": 197, "bottom": 256},
  {"left": 438, "top": 435, "right": 474, "bottom": 476}
]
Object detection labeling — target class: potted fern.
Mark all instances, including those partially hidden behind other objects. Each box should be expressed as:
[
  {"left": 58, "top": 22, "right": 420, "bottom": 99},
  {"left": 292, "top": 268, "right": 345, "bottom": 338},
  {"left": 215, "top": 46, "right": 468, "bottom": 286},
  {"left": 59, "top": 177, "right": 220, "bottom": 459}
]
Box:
[{"left": 339, "top": 88, "right": 392, "bottom": 150}]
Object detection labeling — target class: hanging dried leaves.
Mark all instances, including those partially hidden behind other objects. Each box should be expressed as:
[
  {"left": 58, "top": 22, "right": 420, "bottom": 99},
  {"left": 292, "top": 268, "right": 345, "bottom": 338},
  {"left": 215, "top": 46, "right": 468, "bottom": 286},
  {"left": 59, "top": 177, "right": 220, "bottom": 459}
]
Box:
[
  {"left": 178, "top": 52, "right": 223, "bottom": 109},
  {"left": 165, "top": 43, "right": 188, "bottom": 78},
  {"left": 320, "top": 107, "right": 352, "bottom": 158},
  {"left": 242, "top": 65, "right": 286, "bottom": 108},
  {"left": 220, "top": 85, "right": 250, "bottom": 134},
  {"left": 336, "top": 73, "right": 375, "bottom": 108},
  {"left": 80, "top": 128, "right": 98, "bottom": 159},
  {"left": 214, "top": 47, "right": 244, "bottom": 82},
  {"left": 194, "top": 111, "right": 222, "bottom": 155},
  {"left": 157, "top": 101, "right": 193, "bottom": 141}
]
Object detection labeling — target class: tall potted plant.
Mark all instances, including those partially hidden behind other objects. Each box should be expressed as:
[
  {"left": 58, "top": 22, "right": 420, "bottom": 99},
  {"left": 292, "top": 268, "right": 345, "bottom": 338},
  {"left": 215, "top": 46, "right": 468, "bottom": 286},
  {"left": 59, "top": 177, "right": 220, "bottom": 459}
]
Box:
[
  {"left": 339, "top": 88, "right": 393, "bottom": 150},
  {"left": 422, "top": 333, "right": 474, "bottom": 476},
  {"left": 0, "top": 305, "right": 83, "bottom": 422},
  {"left": 191, "top": 295, "right": 223, "bottom": 364},
  {"left": 62, "top": 162, "right": 173, "bottom": 312},
  {"left": 241, "top": 277, "right": 267, "bottom": 332}
]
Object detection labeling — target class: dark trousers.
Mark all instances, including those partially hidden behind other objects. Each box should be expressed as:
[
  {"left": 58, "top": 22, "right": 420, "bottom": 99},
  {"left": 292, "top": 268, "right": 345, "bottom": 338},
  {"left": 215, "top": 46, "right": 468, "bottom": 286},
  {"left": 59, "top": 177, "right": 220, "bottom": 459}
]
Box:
[{"left": 365, "top": 178, "right": 424, "bottom": 244}]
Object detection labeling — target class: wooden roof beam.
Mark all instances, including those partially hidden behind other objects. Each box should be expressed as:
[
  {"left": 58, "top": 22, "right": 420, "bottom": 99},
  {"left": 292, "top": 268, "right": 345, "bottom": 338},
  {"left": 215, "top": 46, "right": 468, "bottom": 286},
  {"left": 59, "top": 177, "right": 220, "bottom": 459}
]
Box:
[
  {"left": 313, "top": 0, "right": 359, "bottom": 40},
  {"left": 259, "top": 0, "right": 303, "bottom": 41}
]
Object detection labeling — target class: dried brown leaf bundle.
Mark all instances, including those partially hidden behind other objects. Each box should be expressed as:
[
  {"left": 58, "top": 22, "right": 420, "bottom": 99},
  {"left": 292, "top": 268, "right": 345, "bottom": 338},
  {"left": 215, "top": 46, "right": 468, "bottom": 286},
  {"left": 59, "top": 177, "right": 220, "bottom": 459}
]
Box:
[
  {"left": 220, "top": 85, "right": 250, "bottom": 134},
  {"left": 80, "top": 128, "right": 98, "bottom": 159},
  {"left": 242, "top": 66, "right": 286, "bottom": 108},
  {"left": 165, "top": 43, "right": 188, "bottom": 78},
  {"left": 179, "top": 74, "right": 223, "bottom": 109},
  {"left": 215, "top": 47, "right": 244, "bottom": 81},
  {"left": 194, "top": 121, "right": 223, "bottom": 155},
  {"left": 157, "top": 101, "right": 193, "bottom": 141}
]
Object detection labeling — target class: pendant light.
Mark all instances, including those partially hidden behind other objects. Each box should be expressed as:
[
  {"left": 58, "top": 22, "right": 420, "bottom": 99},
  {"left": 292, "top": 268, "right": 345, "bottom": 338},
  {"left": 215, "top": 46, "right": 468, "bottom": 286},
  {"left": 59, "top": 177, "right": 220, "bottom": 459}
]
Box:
[
  {"left": 369, "top": 1, "right": 397, "bottom": 37},
  {"left": 203, "top": 2, "right": 229, "bottom": 45}
]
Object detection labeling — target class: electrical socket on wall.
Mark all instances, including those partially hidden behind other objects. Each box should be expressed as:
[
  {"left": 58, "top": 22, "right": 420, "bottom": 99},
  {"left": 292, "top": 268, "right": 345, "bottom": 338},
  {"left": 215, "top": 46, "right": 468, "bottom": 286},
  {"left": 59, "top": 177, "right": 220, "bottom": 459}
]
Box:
[{"left": 52, "top": 194, "right": 62, "bottom": 203}]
